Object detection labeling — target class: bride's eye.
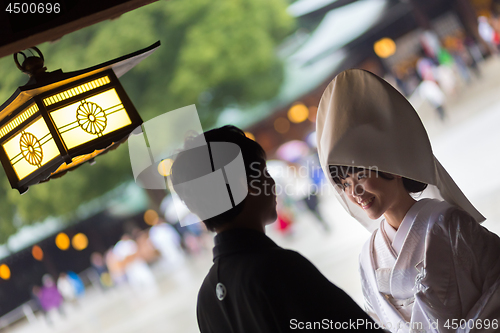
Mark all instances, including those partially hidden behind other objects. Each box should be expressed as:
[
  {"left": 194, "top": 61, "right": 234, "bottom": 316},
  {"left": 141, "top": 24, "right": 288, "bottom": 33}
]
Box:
[
  {"left": 342, "top": 182, "right": 351, "bottom": 190},
  {"left": 357, "top": 173, "right": 367, "bottom": 180}
]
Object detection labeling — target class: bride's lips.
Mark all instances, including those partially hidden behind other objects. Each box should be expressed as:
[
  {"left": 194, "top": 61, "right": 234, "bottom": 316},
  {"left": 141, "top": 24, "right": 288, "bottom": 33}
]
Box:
[{"left": 360, "top": 197, "right": 374, "bottom": 209}]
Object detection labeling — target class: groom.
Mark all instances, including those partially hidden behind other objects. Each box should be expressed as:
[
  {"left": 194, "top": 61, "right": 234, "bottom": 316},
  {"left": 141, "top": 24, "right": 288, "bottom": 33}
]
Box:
[{"left": 170, "top": 125, "right": 383, "bottom": 332}]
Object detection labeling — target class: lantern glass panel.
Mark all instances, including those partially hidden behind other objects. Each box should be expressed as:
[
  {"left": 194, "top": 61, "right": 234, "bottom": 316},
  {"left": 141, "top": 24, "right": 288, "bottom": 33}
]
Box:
[
  {"left": 3, "top": 117, "right": 59, "bottom": 180},
  {"left": 50, "top": 88, "right": 132, "bottom": 150}
]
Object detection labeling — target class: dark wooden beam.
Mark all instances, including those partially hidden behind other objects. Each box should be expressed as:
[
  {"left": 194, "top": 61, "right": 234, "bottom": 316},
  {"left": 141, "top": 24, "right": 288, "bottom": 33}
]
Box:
[{"left": 0, "top": 0, "right": 159, "bottom": 59}]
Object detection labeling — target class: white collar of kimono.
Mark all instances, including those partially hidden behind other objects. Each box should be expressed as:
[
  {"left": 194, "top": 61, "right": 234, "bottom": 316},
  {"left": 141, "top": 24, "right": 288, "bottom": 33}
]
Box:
[
  {"left": 381, "top": 198, "right": 428, "bottom": 254},
  {"left": 316, "top": 69, "right": 484, "bottom": 232},
  {"left": 382, "top": 220, "right": 396, "bottom": 244},
  {"left": 392, "top": 199, "right": 430, "bottom": 254}
]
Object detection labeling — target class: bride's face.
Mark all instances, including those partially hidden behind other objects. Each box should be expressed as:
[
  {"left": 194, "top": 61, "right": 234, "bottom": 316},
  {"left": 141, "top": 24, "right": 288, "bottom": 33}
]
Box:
[{"left": 339, "top": 169, "right": 403, "bottom": 220}]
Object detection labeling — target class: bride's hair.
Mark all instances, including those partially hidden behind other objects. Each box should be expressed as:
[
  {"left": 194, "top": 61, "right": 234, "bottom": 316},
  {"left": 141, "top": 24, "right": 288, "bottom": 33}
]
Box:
[{"left": 329, "top": 165, "right": 427, "bottom": 194}]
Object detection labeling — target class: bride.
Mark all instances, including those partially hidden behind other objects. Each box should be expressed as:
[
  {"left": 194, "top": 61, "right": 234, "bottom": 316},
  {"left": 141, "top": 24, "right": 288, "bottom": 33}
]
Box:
[{"left": 316, "top": 69, "right": 500, "bottom": 332}]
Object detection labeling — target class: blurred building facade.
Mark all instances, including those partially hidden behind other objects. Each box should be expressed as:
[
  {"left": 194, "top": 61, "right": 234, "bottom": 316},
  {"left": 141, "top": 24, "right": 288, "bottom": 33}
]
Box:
[{"left": 241, "top": 0, "right": 495, "bottom": 158}]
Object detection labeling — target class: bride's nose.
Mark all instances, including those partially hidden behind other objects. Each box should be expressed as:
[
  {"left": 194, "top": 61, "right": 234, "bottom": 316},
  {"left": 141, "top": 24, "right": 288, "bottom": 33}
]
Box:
[{"left": 351, "top": 183, "right": 364, "bottom": 198}]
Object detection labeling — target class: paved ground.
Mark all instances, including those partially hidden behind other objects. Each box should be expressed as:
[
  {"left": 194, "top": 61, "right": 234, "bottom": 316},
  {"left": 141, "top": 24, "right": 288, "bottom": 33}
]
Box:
[{"left": 5, "top": 57, "right": 500, "bottom": 333}]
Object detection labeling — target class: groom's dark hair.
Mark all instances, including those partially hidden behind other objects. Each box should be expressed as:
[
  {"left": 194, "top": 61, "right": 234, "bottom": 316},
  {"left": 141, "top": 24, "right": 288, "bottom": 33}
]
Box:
[{"left": 170, "top": 125, "right": 266, "bottom": 231}]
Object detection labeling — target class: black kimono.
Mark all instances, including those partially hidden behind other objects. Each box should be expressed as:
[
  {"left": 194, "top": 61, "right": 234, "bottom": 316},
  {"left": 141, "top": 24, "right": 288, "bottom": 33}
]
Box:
[{"left": 197, "top": 228, "right": 381, "bottom": 332}]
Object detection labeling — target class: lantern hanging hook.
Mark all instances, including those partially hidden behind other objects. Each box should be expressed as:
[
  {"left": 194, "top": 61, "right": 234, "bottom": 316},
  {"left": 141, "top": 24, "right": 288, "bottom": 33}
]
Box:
[{"left": 13, "top": 47, "right": 47, "bottom": 78}]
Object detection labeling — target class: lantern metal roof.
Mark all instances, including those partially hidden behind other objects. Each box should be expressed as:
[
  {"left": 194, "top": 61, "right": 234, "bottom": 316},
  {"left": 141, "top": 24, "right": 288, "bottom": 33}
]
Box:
[{"left": 0, "top": 41, "right": 160, "bottom": 123}]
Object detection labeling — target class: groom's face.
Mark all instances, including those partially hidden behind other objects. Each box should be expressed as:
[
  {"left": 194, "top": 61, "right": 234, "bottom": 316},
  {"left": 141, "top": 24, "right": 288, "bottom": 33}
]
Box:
[{"left": 248, "top": 160, "right": 277, "bottom": 224}]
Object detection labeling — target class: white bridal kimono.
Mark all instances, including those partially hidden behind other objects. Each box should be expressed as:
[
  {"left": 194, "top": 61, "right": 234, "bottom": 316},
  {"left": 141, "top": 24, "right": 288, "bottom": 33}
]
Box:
[
  {"left": 360, "top": 199, "right": 500, "bottom": 332},
  {"left": 316, "top": 69, "right": 500, "bottom": 333}
]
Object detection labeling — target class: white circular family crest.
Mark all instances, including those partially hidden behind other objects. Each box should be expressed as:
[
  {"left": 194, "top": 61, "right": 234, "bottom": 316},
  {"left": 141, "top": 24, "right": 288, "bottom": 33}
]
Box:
[{"left": 216, "top": 282, "right": 227, "bottom": 301}]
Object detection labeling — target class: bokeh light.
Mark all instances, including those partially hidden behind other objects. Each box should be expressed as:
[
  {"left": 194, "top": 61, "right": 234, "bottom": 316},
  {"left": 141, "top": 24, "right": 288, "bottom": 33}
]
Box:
[
  {"left": 55, "top": 232, "right": 70, "bottom": 250},
  {"left": 244, "top": 132, "right": 255, "bottom": 141},
  {"left": 374, "top": 37, "right": 396, "bottom": 58},
  {"left": 274, "top": 117, "right": 290, "bottom": 134},
  {"left": 287, "top": 103, "right": 309, "bottom": 123},
  {"left": 0, "top": 264, "right": 11, "bottom": 280},
  {"left": 144, "top": 209, "right": 159, "bottom": 226},
  {"left": 158, "top": 158, "right": 174, "bottom": 177},
  {"left": 32, "top": 245, "right": 44, "bottom": 261},
  {"left": 72, "top": 233, "right": 88, "bottom": 251}
]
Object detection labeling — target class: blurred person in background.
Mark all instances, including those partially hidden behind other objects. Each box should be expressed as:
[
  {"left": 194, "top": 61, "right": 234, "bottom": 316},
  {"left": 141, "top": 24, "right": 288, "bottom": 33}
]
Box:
[
  {"left": 302, "top": 152, "right": 330, "bottom": 233},
  {"left": 39, "top": 274, "right": 65, "bottom": 325},
  {"left": 275, "top": 194, "right": 295, "bottom": 236},
  {"left": 57, "top": 272, "right": 77, "bottom": 305},
  {"left": 171, "top": 125, "right": 382, "bottom": 333},
  {"left": 442, "top": 34, "right": 472, "bottom": 84},
  {"left": 30, "top": 285, "right": 46, "bottom": 322},
  {"left": 415, "top": 48, "right": 447, "bottom": 121},
  {"left": 392, "top": 63, "right": 420, "bottom": 97},
  {"left": 434, "top": 46, "right": 459, "bottom": 96},
  {"left": 417, "top": 37, "right": 460, "bottom": 98},
  {"left": 90, "top": 252, "right": 113, "bottom": 290},
  {"left": 415, "top": 79, "right": 446, "bottom": 121},
  {"left": 266, "top": 160, "right": 297, "bottom": 237},
  {"left": 131, "top": 227, "right": 159, "bottom": 263},
  {"left": 149, "top": 218, "right": 185, "bottom": 273},
  {"left": 283, "top": 162, "right": 328, "bottom": 232},
  {"left": 180, "top": 215, "right": 209, "bottom": 254},
  {"left": 67, "top": 271, "right": 85, "bottom": 299},
  {"left": 162, "top": 194, "right": 210, "bottom": 254},
  {"left": 478, "top": 16, "right": 499, "bottom": 54},
  {"left": 275, "top": 139, "right": 331, "bottom": 233},
  {"left": 462, "top": 33, "right": 485, "bottom": 69},
  {"left": 420, "top": 30, "right": 441, "bottom": 61},
  {"left": 113, "top": 234, "right": 158, "bottom": 297},
  {"left": 317, "top": 69, "right": 500, "bottom": 332},
  {"left": 415, "top": 48, "right": 438, "bottom": 82},
  {"left": 104, "top": 248, "right": 127, "bottom": 287},
  {"left": 456, "top": 31, "right": 482, "bottom": 78}
]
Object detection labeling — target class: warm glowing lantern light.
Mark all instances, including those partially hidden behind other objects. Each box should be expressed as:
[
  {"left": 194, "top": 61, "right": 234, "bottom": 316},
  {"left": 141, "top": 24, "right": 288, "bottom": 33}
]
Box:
[
  {"left": 0, "top": 264, "right": 11, "bottom": 280},
  {"left": 157, "top": 158, "right": 174, "bottom": 177},
  {"left": 374, "top": 38, "right": 396, "bottom": 58},
  {"left": 287, "top": 103, "right": 309, "bottom": 123},
  {"left": 72, "top": 233, "right": 88, "bottom": 251},
  {"left": 274, "top": 117, "right": 290, "bottom": 134},
  {"left": 144, "top": 209, "right": 159, "bottom": 226},
  {"left": 55, "top": 232, "right": 70, "bottom": 250},
  {"left": 0, "top": 42, "right": 160, "bottom": 193},
  {"left": 32, "top": 245, "right": 44, "bottom": 261}
]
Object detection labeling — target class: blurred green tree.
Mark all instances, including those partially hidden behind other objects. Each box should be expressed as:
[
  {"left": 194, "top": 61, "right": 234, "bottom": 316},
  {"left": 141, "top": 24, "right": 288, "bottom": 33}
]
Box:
[{"left": 0, "top": 0, "right": 293, "bottom": 243}]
